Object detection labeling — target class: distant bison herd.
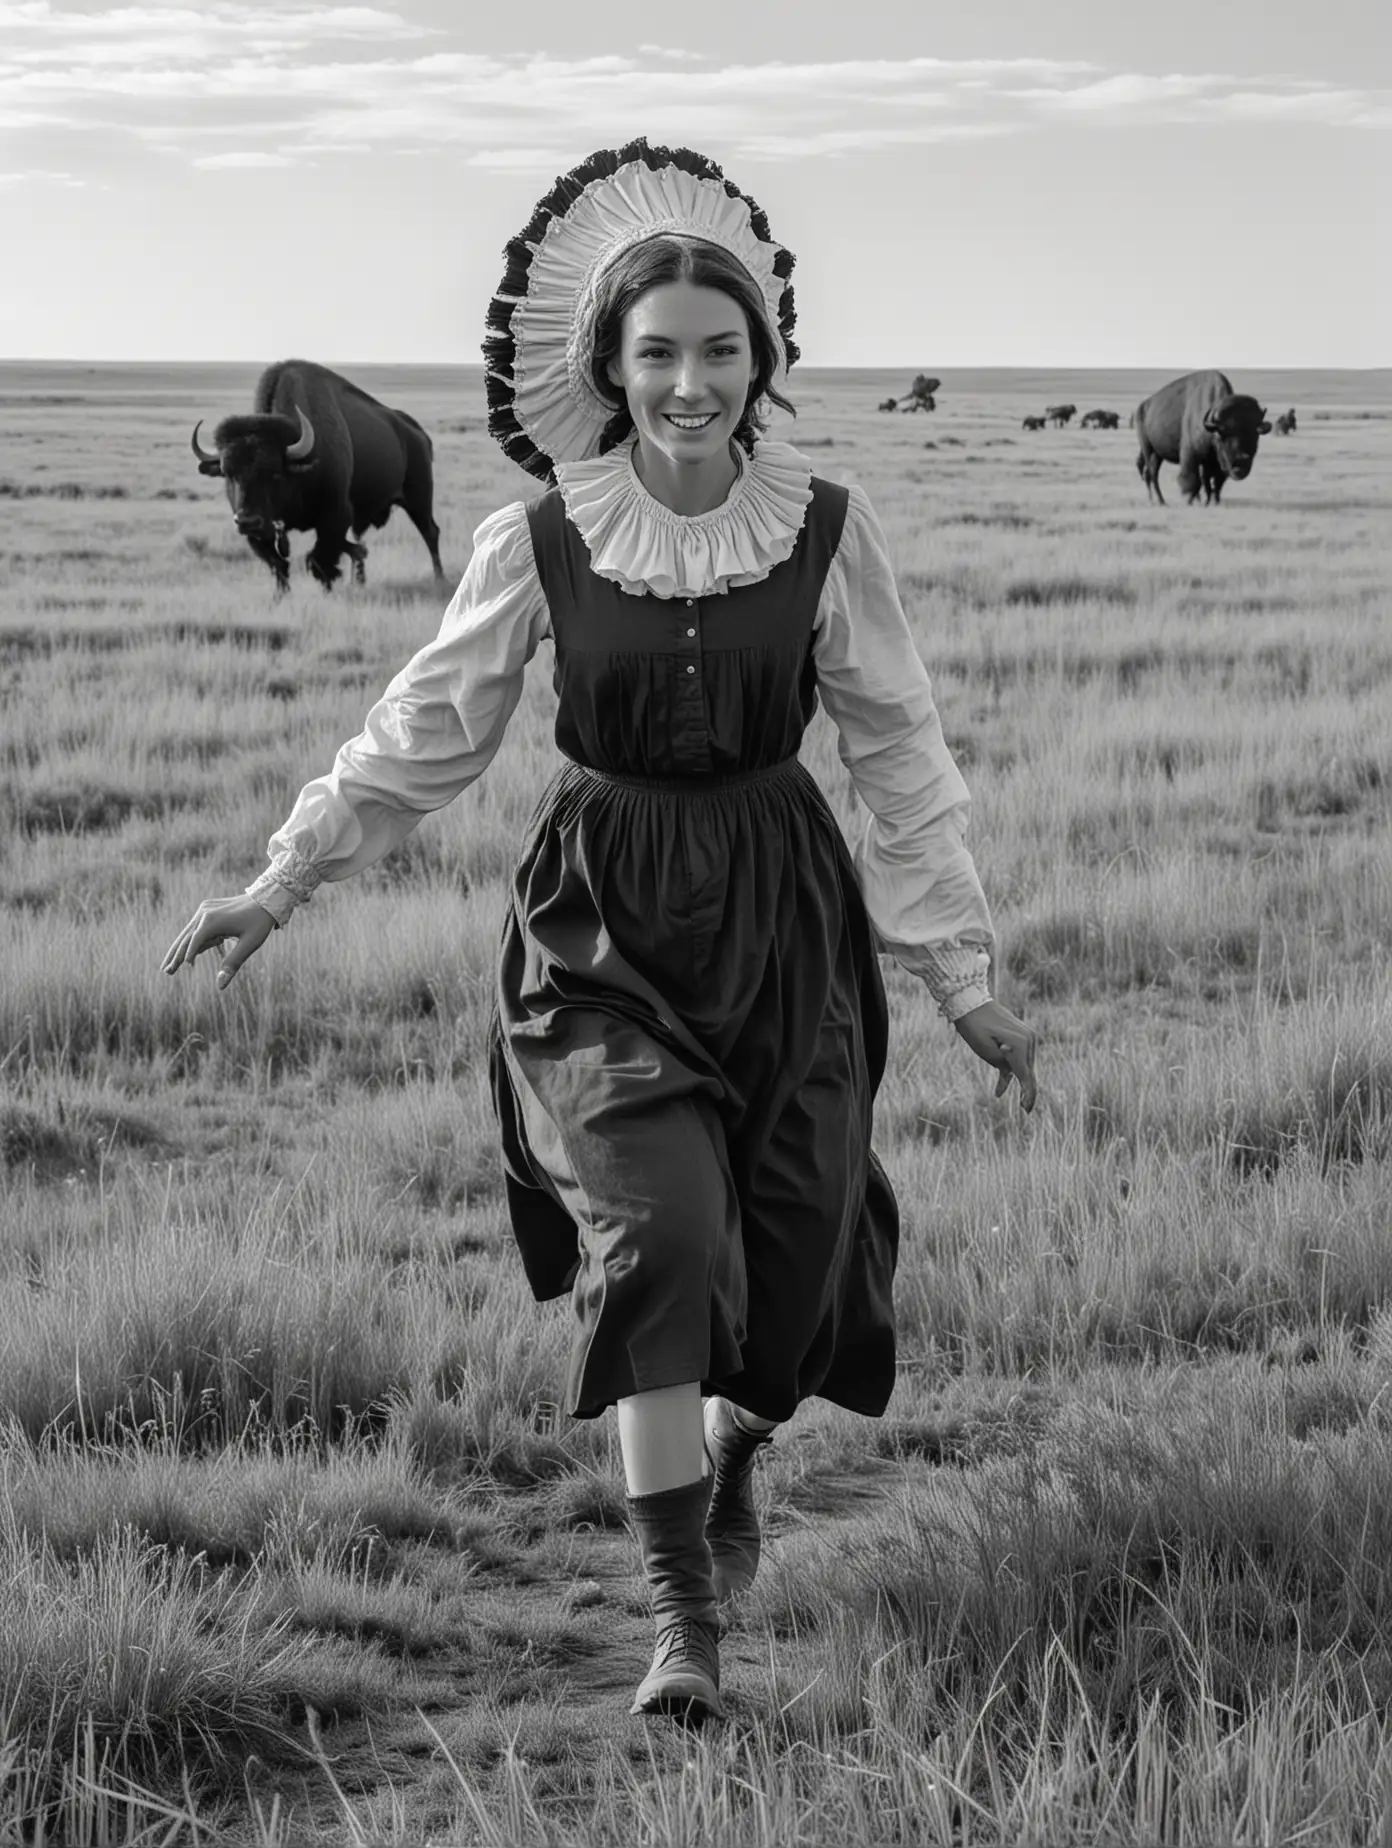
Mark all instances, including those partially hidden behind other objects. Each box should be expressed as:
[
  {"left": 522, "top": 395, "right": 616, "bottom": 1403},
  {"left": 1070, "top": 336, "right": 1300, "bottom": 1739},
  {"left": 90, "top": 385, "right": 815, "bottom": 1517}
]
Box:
[
  {"left": 1021, "top": 405, "right": 1119, "bottom": 429},
  {"left": 187, "top": 358, "right": 1295, "bottom": 595},
  {"left": 881, "top": 368, "right": 1287, "bottom": 508}
]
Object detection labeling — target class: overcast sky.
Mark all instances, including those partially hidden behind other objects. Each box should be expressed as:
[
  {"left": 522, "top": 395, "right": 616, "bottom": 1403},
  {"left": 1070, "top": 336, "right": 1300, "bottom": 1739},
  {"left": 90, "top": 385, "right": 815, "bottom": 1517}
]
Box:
[{"left": 1, "top": 0, "right": 1387, "bottom": 366}]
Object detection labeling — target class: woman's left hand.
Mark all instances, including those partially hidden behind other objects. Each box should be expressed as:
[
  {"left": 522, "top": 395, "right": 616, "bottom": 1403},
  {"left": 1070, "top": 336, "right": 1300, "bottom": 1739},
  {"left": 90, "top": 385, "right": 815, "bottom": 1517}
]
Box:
[{"left": 953, "top": 999, "right": 1038, "bottom": 1112}]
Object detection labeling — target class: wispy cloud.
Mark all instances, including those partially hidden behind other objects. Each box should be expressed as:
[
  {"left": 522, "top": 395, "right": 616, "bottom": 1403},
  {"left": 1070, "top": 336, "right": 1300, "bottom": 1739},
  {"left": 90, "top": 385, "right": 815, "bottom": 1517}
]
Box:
[
  {"left": 1, "top": 7, "right": 1387, "bottom": 186},
  {"left": 0, "top": 164, "right": 82, "bottom": 184},
  {"left": 1009, "top": 70, "right": 1382, "bottom": 126},
  {"left": 467, "top": 147, "right": 570, "bottom": 174},
  {"left": 193, "top": 148, "right": 300, "bottom": 168}
]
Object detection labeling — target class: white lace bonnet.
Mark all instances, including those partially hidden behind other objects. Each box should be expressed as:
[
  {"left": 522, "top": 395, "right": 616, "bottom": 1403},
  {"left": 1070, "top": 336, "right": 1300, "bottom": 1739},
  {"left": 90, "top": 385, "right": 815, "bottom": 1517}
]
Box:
[{"left": 483, "top": 138, "right": 799, "bottom": 483}]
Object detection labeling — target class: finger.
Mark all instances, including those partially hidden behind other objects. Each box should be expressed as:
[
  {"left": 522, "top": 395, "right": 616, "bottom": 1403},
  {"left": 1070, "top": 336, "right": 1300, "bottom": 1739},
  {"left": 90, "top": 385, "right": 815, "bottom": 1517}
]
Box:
[
  {"left": 1005, "top": 1039, "right": 1037, "bottom": 1113},
  {"left": 995, "top": 1067, "right": 1011, "bottom": 1098},
  {"left": 216, "top": 939, "right": 256, "bottom": 989},
  {"left": 188, "top": 921, "right": 231, "bottom": 965},
  {"left": 162, "top": 921, "right": 201, "bottom": 972}
]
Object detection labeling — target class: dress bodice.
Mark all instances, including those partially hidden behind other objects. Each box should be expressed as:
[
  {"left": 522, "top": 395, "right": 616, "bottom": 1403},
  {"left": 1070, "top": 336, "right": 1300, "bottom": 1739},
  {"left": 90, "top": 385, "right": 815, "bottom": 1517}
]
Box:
[{"left": 524, "top": 477, "right": 849, "bottom": 778}]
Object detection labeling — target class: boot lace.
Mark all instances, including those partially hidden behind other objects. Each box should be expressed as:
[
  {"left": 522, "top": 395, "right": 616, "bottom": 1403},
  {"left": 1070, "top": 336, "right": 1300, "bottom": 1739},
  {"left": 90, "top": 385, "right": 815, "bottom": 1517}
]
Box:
[{"left": 652, "top": 1614, "right": 719, "bottom": 1676}]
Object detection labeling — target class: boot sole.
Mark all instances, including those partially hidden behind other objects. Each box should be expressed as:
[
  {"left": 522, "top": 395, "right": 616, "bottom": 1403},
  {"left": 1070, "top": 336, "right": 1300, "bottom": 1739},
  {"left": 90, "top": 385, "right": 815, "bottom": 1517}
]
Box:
[{"left": 631, "top": 1673, "right": 725, "bottom": 1721}]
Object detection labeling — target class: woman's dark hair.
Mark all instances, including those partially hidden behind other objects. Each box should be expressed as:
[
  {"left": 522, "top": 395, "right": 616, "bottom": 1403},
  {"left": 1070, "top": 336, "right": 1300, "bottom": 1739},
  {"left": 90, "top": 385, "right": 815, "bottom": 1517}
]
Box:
[{"left": 589, "top": 236, "right": 796, "bottom": 457}]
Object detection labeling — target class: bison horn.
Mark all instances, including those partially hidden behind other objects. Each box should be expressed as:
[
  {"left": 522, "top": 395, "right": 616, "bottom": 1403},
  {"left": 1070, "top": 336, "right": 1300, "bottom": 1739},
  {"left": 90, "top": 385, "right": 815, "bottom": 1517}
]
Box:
[
  {"left": 190, "top": 421, "right": 220, "bottom": 464},
  {"left": 284, "top": 406, "right": 315, "bottom": 461},
  {"left": 1203, "top": 409, "right": 1219, "bottom": 432}
]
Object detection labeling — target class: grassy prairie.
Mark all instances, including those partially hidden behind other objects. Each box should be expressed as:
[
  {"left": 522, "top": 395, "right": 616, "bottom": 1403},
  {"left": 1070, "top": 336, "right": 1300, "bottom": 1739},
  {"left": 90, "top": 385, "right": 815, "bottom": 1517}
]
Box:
[{"left": 1, "top": 360, "right": 1391, "bottom": 1844}]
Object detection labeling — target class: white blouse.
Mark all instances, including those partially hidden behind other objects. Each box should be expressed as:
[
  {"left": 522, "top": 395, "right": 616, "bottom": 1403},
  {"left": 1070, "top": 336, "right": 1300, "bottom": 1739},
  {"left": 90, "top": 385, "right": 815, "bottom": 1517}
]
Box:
[{"left": 245, "top": 441, "right": 996, "bottom": 1021}]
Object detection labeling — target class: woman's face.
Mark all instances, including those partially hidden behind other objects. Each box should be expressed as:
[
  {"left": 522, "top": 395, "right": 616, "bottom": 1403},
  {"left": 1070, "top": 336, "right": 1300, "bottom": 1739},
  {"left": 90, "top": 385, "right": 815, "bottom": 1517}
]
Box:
[{"left": 605, "top": 279, "right": 756, "bottom": 470}]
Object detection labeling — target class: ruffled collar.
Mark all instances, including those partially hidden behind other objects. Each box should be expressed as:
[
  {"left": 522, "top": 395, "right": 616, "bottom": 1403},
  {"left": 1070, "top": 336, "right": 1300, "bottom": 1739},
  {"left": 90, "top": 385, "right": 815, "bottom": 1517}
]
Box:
[{"left": 554, "top": 439, "right": 814, "bottom": 599}]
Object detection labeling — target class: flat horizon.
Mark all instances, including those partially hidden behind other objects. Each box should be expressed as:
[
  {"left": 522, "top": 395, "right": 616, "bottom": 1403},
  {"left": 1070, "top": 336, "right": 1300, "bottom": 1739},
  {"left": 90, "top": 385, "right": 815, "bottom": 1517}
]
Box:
[{"left": 3, "top": 359, "right": 1390, "bottom": 376}]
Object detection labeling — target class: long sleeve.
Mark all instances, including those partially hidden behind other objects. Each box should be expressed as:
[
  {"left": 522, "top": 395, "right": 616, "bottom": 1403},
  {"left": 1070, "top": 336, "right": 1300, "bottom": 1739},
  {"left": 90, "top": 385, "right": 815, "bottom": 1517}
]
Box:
[
  {"left": 245, "top": 499, "right": 549, "bottom": 925},
  {"left": 812, "top": 483, "right": 995, "bottom": 1019}
]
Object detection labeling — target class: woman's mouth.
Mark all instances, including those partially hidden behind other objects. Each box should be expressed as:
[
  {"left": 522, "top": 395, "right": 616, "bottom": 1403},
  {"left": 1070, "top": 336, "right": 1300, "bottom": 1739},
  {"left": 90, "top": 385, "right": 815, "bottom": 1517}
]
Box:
[{"left": 663, "top": 412, "right": 718, "bottom": 431}]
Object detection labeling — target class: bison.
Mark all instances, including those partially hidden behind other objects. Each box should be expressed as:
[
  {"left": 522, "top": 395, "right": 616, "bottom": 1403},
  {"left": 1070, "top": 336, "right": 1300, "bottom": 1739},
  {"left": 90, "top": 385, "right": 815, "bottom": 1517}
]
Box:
[
  {"left": 1274, "top": 409, "right": 1297, "bottom": 435},
  {"left": 891, "top": 374, "right": 939, "bottom": 412},
  {"left": 1045, "top": 404, "right": 1076, "bottom": 427},
  {"left": 191, "top": 359, "right": 446, "bottom": 594},
  {"left": 1132, "top": 370, "right": 1271, "bottom": 506},
  {"left": 1021, "top": 415, "right": 1047, "bottom": 431},
  {"left": 1080, "top": 409, "right": 1121, "bottom": 430}
]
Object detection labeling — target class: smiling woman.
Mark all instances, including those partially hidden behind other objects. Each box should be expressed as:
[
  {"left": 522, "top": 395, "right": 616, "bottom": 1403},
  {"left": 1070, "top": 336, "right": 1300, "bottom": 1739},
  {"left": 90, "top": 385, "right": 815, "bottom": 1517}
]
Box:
[{"left": 162, "top": 135, "right": 1036, "bottom": 1728}]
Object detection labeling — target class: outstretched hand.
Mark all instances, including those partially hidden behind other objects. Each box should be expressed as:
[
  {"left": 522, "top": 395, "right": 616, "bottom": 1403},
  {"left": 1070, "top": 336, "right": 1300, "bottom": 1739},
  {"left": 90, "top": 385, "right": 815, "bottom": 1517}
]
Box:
[
  {"left": 162, "top": 895, "right": 276, "bottom": 990},
  {"left": 953, "top": 998, "right": 1038, "bottom": 1112}
]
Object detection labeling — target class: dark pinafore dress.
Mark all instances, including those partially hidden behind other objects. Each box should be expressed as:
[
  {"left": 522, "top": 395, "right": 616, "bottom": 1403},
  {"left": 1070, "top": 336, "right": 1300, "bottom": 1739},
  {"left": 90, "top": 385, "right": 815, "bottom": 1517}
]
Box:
[{"left": 488, "top": 474, "right": 901, "bottom": 1424}]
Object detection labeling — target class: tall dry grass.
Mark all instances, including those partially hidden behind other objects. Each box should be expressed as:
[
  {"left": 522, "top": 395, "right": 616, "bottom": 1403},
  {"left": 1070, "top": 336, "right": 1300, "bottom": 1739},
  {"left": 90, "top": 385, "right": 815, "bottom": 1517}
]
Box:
[{"left": 2, "top": 364, "right": 1390, "bottom": 1842}]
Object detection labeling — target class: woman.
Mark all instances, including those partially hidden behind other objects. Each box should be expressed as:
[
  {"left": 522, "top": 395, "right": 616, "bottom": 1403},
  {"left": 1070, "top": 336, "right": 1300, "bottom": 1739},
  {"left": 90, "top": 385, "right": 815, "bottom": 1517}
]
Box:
[{"left": 164, "top": 139, "right": 1038, "bottom": 1724}]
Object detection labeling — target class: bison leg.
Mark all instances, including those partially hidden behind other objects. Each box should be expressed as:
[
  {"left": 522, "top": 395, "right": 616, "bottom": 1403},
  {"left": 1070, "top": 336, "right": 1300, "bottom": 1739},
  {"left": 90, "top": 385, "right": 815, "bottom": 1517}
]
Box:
[
  {"left": 244, "top": 529, "right": 291, "bottom": 594},
  {"left": 1176, "top": 452, "right": 1203, "bottom": 505},
  {"left": 307, "top": 510, "right": 354, "bottom": 590},
  {"left": 402, "top": 506, "right": 445, "bottom": 581},
  {"left": 307, "top": 540, "right": 345, "bottom": 589},
  {"left": 344, "top": 540, "right": 368, "bottom": 585}
]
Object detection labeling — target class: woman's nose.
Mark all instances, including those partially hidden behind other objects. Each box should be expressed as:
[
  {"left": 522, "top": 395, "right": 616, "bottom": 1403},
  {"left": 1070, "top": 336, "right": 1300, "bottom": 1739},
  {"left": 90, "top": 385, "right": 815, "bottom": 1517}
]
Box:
[{"left": 673, "top": 362, "right": 705, "bottom": 400}]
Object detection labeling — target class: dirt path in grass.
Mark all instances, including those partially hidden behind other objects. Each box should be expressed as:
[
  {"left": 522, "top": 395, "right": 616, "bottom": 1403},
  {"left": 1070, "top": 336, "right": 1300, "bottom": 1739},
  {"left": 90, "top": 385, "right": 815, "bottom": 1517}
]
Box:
[{"left": 264, "top": 1456, "right": 907, "bottom": 1843}]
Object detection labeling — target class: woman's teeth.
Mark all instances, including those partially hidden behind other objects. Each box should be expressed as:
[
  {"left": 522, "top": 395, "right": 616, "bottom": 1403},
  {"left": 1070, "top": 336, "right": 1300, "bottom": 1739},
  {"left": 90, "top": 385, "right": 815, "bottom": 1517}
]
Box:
[{"left": 664, "top": 413, "right": 717, "bottom": 430}]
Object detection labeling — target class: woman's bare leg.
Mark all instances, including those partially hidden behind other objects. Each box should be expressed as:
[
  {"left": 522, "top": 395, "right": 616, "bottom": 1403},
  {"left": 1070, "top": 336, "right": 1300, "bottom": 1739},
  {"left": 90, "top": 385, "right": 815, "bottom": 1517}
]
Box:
[{"left": 617, "top": 1380, "right": 705, "bottom": 1494}]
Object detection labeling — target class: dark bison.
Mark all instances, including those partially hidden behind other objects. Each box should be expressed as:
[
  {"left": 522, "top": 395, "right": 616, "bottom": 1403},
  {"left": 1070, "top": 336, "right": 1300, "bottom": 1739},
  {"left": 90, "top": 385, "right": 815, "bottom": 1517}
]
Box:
[
  {"left": 191, "top": 359, "right": 446, "bottom": 594},
  {"left": 1021, "top": 415, "right": 1047, "bottom": 431},
  {"left": 892, "top": 374, "right": 939, "bottom": 412},
  {"left": 1274, "top": 409, "right": 1297, "bottom": 435},
  {"left": 1133, "top": 370, "right": 1271, "bottom": 506},
  {"left": 1045, "top": 403, "right": 1076, "bottom": 427},
  {"left": 1080, "top": 409, "right": 1120, "bottom": 430}
]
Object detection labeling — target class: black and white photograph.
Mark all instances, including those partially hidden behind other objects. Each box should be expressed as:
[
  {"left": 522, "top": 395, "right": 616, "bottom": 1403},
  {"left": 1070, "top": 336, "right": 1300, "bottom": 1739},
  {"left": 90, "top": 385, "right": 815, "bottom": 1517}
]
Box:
[{"left": 1, "top": 0, "right": 1388, "bottom": 1839}]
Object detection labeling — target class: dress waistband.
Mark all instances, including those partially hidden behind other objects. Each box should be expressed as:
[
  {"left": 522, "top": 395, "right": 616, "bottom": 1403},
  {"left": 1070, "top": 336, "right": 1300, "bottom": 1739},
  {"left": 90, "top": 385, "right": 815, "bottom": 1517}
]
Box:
[{"left": 556, "top": 754, "right": 802, "bottom": 796}]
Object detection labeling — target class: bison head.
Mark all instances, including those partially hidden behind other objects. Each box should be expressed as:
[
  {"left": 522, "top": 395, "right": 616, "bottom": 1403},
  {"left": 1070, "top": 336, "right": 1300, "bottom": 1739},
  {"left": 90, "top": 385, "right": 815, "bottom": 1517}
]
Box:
[
  {"left": 1201, "top": 395, "right": 1270, "bottom": 480},
  {"left": 191, "top": 407, "right": 316, "bottom": 539}
]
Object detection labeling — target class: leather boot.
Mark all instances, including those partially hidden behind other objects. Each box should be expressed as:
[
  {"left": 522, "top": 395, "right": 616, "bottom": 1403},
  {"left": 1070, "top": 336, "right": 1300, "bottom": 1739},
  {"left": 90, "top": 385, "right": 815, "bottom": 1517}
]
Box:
[
  {"left": 703, "top": 1396, "right": 776, "bottom": 1604},
  {"left": 626, "top": 1475, "right": 724, "bottom": 1720}
]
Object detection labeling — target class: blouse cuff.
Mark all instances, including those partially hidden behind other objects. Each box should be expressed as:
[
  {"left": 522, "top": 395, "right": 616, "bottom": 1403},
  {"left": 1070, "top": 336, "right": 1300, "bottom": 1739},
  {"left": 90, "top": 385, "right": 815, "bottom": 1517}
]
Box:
[
  {"left": 897, "top": 942, "right": 993, "bottom": 1019},
  {"left": 245, "top": 853, "right": 323, "bottom": 928},
  {"left": 937, "top": 978, "right": 994, "bottom": 1024}
]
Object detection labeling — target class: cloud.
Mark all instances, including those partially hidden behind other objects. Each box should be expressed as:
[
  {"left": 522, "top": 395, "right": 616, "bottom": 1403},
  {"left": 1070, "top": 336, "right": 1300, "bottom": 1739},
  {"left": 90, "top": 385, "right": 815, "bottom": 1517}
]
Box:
[
  {"left": 0, "top": 3, "right": 432, "bottom": 43},
  {"left": 467, "top": 147, "right": 569, "bottom": 173},
  {"left": 1, "top": 15, "right": 1387, "bottom": 179},
  {"left": 735, "top": 122, "right": 1016, "bottom": 159},
  {"left": 0, "top": 164, "right": 82, "bottom": 184},
  {"left": 1013, "top": 70, "right": 1384, "bottom": 126},
  {"left": 193, "top": 148, "right": 300, "bottom": 167}
]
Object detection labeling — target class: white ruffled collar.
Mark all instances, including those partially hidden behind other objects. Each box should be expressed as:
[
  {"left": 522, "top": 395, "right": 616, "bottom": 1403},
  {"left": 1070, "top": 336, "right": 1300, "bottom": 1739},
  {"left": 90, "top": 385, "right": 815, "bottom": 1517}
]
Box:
[{"left": 554, "top": 439, "right": 814, "bottom": 599}]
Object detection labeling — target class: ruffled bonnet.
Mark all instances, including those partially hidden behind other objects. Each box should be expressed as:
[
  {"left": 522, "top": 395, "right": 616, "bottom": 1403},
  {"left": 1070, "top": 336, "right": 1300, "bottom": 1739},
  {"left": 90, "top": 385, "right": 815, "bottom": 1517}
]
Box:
[{"left": 482, "top": 138, "right": 799, "bottom": 484}]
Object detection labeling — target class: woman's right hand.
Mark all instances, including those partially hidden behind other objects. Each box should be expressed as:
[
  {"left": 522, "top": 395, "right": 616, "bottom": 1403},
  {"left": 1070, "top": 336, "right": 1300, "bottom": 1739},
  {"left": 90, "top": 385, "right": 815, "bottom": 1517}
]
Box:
[{"left": 162, "top": 895, "right": 277, "bottom": 989}]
